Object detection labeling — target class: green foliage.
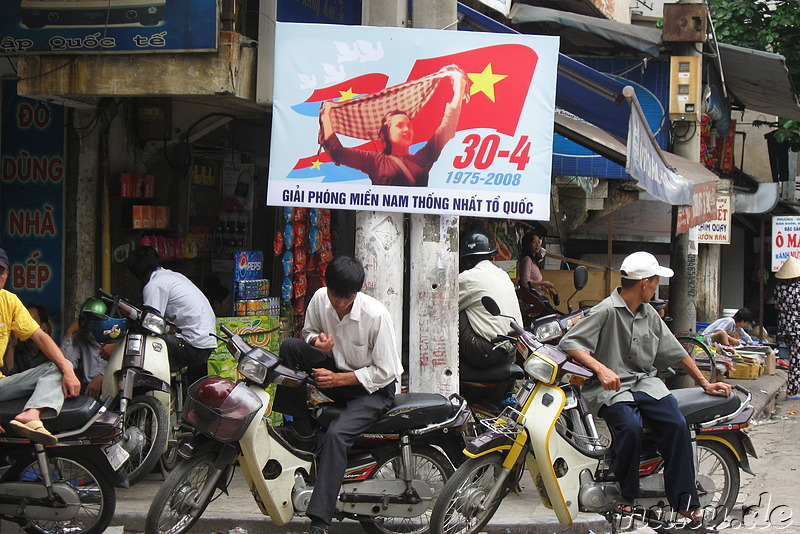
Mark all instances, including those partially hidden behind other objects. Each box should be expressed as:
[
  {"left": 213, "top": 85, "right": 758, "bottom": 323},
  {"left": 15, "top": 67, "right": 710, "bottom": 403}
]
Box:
[{"left": 710, "top": 0, "right": 800, "bottom": 149}]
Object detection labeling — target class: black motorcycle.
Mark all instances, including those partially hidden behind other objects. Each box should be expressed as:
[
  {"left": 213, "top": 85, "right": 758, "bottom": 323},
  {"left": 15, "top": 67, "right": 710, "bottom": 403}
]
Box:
[{"left": 0, "top": 395, "right": 126, "bottom": 534}]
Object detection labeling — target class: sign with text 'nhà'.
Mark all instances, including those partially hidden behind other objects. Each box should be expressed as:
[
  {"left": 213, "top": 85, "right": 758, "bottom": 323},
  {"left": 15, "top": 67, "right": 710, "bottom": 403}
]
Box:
[{"left": 267, "top": 23, "right": 558, "bottom": 221}]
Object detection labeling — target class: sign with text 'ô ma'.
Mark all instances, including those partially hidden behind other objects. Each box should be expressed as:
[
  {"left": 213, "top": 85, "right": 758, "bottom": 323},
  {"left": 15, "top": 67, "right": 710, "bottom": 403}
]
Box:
[
  {"left": 772, "top": 215, "right": 800, "bottom": 272},
  {"left": 267, "top": 23, "right": 558, "bottom": 221}
]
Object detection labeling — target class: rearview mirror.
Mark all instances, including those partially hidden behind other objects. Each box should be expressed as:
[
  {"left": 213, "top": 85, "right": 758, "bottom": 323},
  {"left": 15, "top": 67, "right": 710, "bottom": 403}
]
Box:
[
  {"left": 481, "top": 296, "right": 501, "bottom": 316},
  {"left": 574, "top": 265, "right": 588, "bottom": 291}
]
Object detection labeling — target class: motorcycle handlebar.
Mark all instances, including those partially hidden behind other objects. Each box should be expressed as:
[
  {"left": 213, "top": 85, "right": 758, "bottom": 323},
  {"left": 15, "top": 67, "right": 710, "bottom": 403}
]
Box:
[{"left": 220, "top": 325, "right": 234, "bottom": 337}]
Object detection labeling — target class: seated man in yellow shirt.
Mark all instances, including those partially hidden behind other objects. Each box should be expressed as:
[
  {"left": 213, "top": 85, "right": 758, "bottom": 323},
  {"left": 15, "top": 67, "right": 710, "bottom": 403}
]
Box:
[{"left": 0, "top": 248, "right": 81, "bottom": 445}]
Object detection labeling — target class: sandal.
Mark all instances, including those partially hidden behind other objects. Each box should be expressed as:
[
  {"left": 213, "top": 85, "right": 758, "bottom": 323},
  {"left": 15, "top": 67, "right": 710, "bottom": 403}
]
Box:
[
  {"left": 9, "top": 419, "right": 58, "bottom": 446},
  {"left": 612, "top": 497, "right": 636, "bottom": 515}
]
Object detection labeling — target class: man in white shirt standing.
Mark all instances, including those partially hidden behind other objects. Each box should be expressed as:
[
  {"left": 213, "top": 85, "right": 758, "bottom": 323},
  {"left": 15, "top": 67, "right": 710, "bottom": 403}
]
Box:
[
  {"left": 458, "top": 229, "right": 523, "bottom": 368},
  {"left": 126, "top": 246, "right": 217, "bottom": 386},
  {"left": 273, "top": 256, "right": 403, "bottom": 534}
]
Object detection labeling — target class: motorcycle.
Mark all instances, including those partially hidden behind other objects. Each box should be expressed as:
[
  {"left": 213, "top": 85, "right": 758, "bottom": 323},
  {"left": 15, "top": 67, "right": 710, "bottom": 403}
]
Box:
[
  {"left": 0, "top": 395, "right": 127, "bottom": 534},
  {"left": 520, "top": 265, "right": 588, "bottom": 345},
  {"left": 460, "top": 266, "right": 590, "bottom": 423},
  {"left": 430, "top": 296, "right": 756, "bottom": 534},
  {"left": 145, "top": 325, "right": 472, "bottom": 534},
  {"left": 98, "top": 288, "right": 176, "bottom": 485}
]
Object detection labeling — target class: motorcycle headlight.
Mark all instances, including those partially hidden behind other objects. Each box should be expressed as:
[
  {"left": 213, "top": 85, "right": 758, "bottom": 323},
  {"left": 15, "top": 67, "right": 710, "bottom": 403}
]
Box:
[
  {"left": 533, "top": 320, "right": 563, "bottom": 343},
  {"left": 238, "top": 353, "right": 269, "bottom": 385},
  {"left": 523, "top": 353, "right": 557, "bottom": 383},
  {"left": 141, "top": 312, "right": 168, "bottom": 335}
]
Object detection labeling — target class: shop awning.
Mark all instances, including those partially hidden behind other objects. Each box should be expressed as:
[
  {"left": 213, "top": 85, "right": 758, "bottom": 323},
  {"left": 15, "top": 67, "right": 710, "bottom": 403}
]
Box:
[
  {"left": 555, "top": 111, "right": 719, "bottom": 227},
  {"left": 718, "top": 43, "right": 800, "bottom": 121},
  {"left": 508, "top": 4, "right": 663, "bottom": 57}
]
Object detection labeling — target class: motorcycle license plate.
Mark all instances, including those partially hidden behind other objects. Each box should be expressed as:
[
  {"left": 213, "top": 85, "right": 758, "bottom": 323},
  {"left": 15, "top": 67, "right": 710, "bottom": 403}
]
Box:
[{"left": 103, "top": 442, "right": 130, "bottom": 472}]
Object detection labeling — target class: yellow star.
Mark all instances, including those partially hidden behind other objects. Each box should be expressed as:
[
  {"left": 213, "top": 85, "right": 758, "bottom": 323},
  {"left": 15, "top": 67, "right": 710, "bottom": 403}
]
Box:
[
  {"left": 338, "top": 88, "right": 358, "bottom": 101},
  {"left": 468, "top": 64, "right": 508, "bottom": 103},
  {"left": 310, "top": 159, "right": 322, "bottom": 170}
]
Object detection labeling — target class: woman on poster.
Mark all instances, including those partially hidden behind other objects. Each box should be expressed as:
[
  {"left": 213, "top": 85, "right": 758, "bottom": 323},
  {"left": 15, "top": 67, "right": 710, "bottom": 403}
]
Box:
[{"left": 319, "top": 66, "right": 466, "bottom": 187}]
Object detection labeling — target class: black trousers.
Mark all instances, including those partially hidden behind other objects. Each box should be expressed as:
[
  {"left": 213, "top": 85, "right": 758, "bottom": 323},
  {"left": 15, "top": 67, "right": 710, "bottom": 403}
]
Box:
[
  {"left": 458, "top": 310, "right": 515, "bottom": 368},
  {"left": 162, "top": 334, "right": 213, "bottom": 388},
  {"left": 599, "top": 391, "right": 699, "bottom": 512},
  {"left": 273, "top": 337, "right": 395, "bottom": 524}
]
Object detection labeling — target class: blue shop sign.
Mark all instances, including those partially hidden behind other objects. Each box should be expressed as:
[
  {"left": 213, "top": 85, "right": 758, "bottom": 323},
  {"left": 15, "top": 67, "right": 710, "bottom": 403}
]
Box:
[{"left": 0, "top": 0, "right": 217, "bottom": 54}]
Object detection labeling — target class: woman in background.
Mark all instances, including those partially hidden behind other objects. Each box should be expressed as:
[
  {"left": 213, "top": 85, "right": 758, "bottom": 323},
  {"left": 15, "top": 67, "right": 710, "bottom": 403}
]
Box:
[
  {"left": 517, "top": 230, "right": 557, "bottom": 300},
  {"left": 774, "top": 256, "right": 800, "bottom": 400}
]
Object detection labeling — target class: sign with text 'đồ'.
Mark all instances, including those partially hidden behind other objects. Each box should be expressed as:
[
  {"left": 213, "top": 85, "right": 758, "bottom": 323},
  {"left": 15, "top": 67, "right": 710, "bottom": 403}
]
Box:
[{"left": 267, "top": 23, "right": 558, "bottom": 220}]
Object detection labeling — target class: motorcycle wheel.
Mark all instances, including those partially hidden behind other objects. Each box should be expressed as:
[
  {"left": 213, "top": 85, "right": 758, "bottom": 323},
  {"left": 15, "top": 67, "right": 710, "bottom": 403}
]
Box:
[
  {"left": 359, "top": 445, "right": 454, "bottom": 534},
  {"left": 696, "top": 440, "right": 740, "bottom": 526},
  {"left": 428, "top": 452, "right": 511, "bottom": 534},
  {"left": 13, "top": 449, "right": 116, "bottom": 534},
  {"left": 144, "top": 452, "right": 221, "bottom": 534},
  {"left": 123, "top": 394, "right": 169, "bottom": 486}
]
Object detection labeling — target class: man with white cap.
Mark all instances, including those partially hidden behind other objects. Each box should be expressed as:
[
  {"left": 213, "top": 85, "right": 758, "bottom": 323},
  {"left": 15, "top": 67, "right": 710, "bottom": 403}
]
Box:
[
  {"left": 0, "top": 247, "right": 81, "bottom": 445},
  {"left": 559, "top": 251, "right": 730, "bottom": 531}
]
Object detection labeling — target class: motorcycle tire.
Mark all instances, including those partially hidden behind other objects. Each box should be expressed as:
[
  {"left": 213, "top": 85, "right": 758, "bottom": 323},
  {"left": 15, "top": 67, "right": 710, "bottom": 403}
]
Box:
[
  {"left": 696, "top": 440, "right": 740, "bottom": 527},
  {"left": 359, "top": 445, "right": 454, "bottom": 534},
  {"left": 123, "top": 394, "right": 169, "bottom": 486},
  {"left": 429, "top": 452, "right": 512, "bottom": 534},
  {"left": 144, "top": 451, "right": 223, "bottom": 534},
  {"left": 11, "top": 448, "right": 116, "bottom": 534}
]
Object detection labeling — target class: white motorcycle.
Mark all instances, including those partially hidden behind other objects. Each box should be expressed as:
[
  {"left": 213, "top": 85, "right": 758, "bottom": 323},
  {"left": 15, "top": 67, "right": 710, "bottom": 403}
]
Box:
[
  {"left": 98, "top": 289, "right": 174, "bottom": 485},
  {"left": 430, "top": 297, "right": 756, "bottom": 534},
  {"left": 145, "top": 325, "right": 472, "bottom": 534}
]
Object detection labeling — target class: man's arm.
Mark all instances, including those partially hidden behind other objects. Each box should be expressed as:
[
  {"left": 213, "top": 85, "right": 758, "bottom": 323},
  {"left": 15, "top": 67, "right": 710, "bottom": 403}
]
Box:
[
  {"left": 29, "top": 328, "right": 81, "bottom": 397},
  {"left": 563, "top": 348, "right": 621, "bottom": 391},
  {"left": 676, "top": 355, "right": 731, "bottom": 396}
]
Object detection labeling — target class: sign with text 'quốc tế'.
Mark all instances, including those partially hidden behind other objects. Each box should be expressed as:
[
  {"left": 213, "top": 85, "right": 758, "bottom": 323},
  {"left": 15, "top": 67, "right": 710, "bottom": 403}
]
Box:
[
  {"left": 0, "top": 0, "right": 217, "bottom": 54},
  {"left": 771, "top": 215, "right": 800, "bottom": 272},
  {"left": 267, "top": 23, "right": 559, "bottom": 221},
  {"left": 694, "top": 194, "right": 731, "bottom": 244}
]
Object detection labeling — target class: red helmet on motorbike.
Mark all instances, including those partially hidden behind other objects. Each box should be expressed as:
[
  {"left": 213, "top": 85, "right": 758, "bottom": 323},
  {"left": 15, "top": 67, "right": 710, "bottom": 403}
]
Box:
[{"left": 193, "top": 376, "right": 235, "bottom": 409}]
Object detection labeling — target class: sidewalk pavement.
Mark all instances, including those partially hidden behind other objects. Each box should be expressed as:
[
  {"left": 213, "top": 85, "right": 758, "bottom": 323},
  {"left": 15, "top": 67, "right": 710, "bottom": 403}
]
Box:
[{"left": 3, "top": 371, "right": 786, "bottom": 534}]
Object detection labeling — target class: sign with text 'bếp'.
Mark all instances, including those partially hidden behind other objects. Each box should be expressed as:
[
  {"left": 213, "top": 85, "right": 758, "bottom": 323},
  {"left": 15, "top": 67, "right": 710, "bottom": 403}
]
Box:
[
  {"left": 772, "top": 215, "right": 800, "bottom": 272},
  {"left": 267, "top": 23, "right": 558, "bottom": 221}
]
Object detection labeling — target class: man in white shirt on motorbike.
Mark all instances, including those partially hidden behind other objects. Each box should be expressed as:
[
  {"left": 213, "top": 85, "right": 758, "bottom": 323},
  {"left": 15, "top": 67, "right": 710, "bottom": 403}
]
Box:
[
  {"left": 126, "top": 246, "right": 217, "bottom": 386},
  {"left": 458, "top": 229, "right": 523, "bottom": 369},
  {"left": 272, "top": 255, "right": 403, "bottom": 534},
  {"left": 559, "top": 251, "right": 730, "bottom": 532}
]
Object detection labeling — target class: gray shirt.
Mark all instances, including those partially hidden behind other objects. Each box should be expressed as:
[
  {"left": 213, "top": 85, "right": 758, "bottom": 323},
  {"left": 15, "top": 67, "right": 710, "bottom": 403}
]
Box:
[
  {"left": 558, "top": 288, "right": 686, "bottom": 415},
  {"left": 62, "top": 334, "right": 107, "bottom": 384}
]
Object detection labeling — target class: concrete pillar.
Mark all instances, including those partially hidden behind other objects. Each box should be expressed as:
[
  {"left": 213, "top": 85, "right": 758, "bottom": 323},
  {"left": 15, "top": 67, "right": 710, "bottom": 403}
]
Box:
[
  {"left": 63, "top": 108, "right": 100, "bottom": 321},
  {"left": 356, "top": 2, "right": 408, "bottom": 358},
  {"left": 697, "top": 244, "right": 721, "bottom": 322},
  {"left": 408, "top": 0, "right": 460, "bottom": 395}
]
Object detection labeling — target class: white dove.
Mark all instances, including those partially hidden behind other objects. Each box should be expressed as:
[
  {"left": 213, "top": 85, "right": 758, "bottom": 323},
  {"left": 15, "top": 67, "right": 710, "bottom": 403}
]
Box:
[
  {"left": 323, "top": 63, "right": 346, "bottom": 84},
  {"left": 334, "top": 41, "right": 360, "bottom": 63},
  {"left": 356, "top": 40, "right": 384, "bottom": 63},
  {"left": 298, "top": 73, "right": 317, "bottom": 90}
]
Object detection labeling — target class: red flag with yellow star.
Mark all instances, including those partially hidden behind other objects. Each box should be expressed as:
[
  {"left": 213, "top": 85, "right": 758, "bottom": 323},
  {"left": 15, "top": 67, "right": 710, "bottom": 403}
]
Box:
[{"left": 405, "top": 44, "right": 538, "bottom": 138}]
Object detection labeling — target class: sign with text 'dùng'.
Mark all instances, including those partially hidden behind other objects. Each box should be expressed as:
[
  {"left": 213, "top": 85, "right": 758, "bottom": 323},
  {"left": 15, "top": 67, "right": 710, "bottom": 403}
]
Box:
[{"left": 267, "top": 23, "right": 558, "bottom": 220}]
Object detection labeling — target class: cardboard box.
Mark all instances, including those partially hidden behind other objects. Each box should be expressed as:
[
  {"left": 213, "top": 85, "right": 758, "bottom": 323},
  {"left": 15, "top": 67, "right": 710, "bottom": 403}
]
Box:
[
  {"left": 154, "top": 206, "right": 170, "bottom": 229},
  {"left": 728, "top": 362, "right": 760, "bottom": 380},
  {"left": 764, "top": 350, "right": 777, "bottom": 375}
]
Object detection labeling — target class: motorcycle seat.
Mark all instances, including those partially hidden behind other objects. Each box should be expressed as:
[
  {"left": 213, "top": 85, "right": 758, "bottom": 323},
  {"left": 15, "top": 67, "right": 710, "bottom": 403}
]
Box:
[
  {"left": 460, "top": 361, "right": 524, "bottom": 382},
  {"left": 671, "top": 387, "right": 742, "bottom": 425},
  {"left": 316, "top": 393, "right": 456, "bottom": 433},
  {"left": 0, "top": 395, "right": 101, "bottom": 434}
]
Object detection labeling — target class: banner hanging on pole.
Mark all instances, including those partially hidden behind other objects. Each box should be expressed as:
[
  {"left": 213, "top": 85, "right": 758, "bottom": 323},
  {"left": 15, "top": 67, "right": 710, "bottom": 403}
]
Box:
[{"left": 267, "top": 23, "right": 558, "bottom": 221}]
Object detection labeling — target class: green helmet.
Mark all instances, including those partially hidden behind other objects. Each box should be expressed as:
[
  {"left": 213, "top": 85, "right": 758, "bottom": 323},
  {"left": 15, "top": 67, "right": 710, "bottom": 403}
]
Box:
[{"left": 80, "top": 297, "right": 107, "bottom": 319}]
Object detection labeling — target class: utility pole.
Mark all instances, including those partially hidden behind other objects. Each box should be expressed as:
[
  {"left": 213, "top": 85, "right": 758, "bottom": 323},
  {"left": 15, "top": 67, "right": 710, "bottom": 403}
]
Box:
[
  {"left": 407, "top": 0, "right": 460, "bottom": 396},
  {"left": 668, "top": 0, "right": 705, "bottom": 387},
  {"left": 356, "top": 2, "right": 408, "bottom": 359}
]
